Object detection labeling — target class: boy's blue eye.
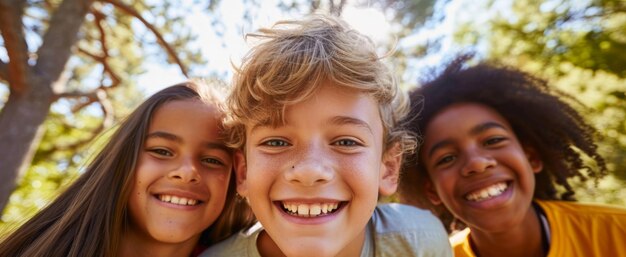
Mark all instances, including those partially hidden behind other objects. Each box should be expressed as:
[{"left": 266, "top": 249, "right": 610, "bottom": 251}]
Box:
[
  {"left": 263, "top": 139, "right": 290, "bottom": 147},
  {"left": 333, "top": 139, "right": 359, "bottom": 146}
]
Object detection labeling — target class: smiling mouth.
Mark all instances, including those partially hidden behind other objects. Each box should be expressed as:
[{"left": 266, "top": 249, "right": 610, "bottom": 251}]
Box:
[
  {"left": 464, "top": 182, "right": 509, "bottom": 202},
  {"left": 157, "top": 194, "right": 202, "bottom": 206},
  {"left": 278, "top": 201, "right": 345, "bottom": 217}
]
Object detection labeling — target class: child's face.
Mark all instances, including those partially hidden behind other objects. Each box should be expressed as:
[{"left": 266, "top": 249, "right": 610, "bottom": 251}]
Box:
[
  {"left": 236, "top": 83, "right": 400, "bottom": 257},
  {"left": 129, "top": 99, "right": 233, "bottom": 246},
  {"left": 420, "top": 103, "right": 542, "bottom": 233}
]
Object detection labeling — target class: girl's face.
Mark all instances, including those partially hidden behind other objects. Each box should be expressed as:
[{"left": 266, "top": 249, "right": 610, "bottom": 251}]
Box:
[
  {"left": 420, "top": 103, "right": 543, "bottom": 233},
  {"left": 127, "top": 99, "right": 233, "bottom": 248}
]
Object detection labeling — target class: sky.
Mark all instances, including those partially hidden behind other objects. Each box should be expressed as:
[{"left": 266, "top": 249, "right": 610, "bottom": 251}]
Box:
[
  {"left": 0, "top": 0, "right": 505, "bottom": 100},
  {"left": 137, "top": 0, "right": 416, "bottom": 95}
]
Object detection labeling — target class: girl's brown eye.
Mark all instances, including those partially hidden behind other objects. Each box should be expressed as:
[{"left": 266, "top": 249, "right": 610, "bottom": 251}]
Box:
[
  {"left": 149, "top": 148, "right": 172, "bottom": 156},
  {"left": 435, "top": 155, "right": 455, "bottom": 166},
  {"left": 202, "top": 157, "right": 224, "bottom": 166},
  {"left": 484, "top": 137, "right": 506, "bottom": 146}
]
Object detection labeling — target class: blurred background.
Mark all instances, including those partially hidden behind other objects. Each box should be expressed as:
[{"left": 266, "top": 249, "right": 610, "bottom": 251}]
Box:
[{"left": 1, "top": 0, "right": 624, "bottom": 232}]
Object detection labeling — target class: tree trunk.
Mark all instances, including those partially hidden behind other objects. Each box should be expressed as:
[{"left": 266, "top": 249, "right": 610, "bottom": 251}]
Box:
[
  {"left": 0, "top": 0, "right": 94, "bottom": 212},
  {"left": 0, "top": 81, "right": 53, "bottom": 212}
]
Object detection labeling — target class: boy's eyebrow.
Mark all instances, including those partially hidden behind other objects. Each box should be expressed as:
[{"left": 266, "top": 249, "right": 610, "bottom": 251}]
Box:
[
  {"left": 426, "top": 121, "right": 508, "bottom": 158},
  {"left": 330, "top": 116, "right": 373, "bottom": 134},
  {"left": 250, "top": 119, "right": 272, "bottom": 132}
]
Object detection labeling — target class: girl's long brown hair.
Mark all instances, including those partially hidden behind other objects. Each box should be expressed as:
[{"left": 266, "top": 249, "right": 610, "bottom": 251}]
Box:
[{"left": 0, "top": 82, "right": 255, "bottom": 257}]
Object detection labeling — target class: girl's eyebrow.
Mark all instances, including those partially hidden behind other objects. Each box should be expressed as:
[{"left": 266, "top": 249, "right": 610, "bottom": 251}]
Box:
[
  {"left": 148, "top": 131, "right": 230, "bottom": 152},
  {"left": 470, "top": 121, "right": 508, "bottom": 135},
  {"left": 205, "top": 142, "right": 231, "bottom": 153},
  {"left": 147, "top": 131, "right": 181, "bottom": 143},
  {"left": 426, "top": 121, "right": 508, "bottom": 158}
]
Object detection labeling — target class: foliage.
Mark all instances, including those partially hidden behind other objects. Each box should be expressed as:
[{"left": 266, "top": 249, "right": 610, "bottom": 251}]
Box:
[
  {"left": 451, "top": 0, "right": 626, "bottom": 205},
  {"left": 0, "top": 0, "right": 214, "bottom": 229}
]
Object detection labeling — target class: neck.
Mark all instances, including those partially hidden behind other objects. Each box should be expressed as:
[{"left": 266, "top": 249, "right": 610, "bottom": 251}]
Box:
[
  {"left": 469, "top": 207, "right": 545, "bottom": 257},
  {"left": 257, "top": 228, "right": 366, "bottom": 257},
  {"left": 118, "top": 229, "right": 199, "bottom": 257}
]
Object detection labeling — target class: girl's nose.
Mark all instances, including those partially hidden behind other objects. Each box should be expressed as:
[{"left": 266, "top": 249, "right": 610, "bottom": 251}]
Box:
[
  {"left": 460, "top": 151, "right": 496, "bottom": 176},
  {"left": 168, "top": 158, "right": 200, "bottom": 183}
]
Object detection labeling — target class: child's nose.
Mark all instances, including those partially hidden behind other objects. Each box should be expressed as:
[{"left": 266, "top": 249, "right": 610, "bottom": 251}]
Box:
[
  {"left": 460, "top": 151, "right": 496, "bottom": 176},
  {"left": 168, "top": 158, "right": 200, "bottom": 183},
  {"left": 284, "top": 146, "right": 334, "bottom": 186}
]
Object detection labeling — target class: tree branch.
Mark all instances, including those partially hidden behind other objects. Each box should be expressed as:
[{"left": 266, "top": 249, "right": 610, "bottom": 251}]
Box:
[
  {"left": 0, "top": 0, "right": 29, "bottom": 94},
  {"left": 102, "top": 0, "right": 189, "bottom": 77},
  {"left": 54, "top": 89, "right": 113, "bottom": 153},
  {"left": 34, "top": 0, "right": 94, "bottom": 92}
]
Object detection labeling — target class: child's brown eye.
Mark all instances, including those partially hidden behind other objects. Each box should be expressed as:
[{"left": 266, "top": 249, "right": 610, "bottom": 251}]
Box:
[
  {"left": 149, "top": 148, "right": 173, "bottom": 156},
  {"left": 436, "top": 155, "right": 455, "bottom": 166},
  {"left": 484, "top": 137, "right": 506, "bottom": 146},
  {"left": 202, "top": 157, "right": 224, "bottom": 166}
]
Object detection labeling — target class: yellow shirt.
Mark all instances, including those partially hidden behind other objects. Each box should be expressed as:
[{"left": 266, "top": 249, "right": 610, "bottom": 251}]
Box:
[{"left": 450, "top": 200, "right": 626, "bottom": 257}]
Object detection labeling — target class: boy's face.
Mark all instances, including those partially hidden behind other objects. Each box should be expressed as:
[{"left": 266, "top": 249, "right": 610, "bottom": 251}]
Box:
[
  {"left": 236, "top": 83, "right": 401, "bottom": 257},
  {"left": 129, "top": 100, "right": 232, "bottom": 249},
  {"left": 420, "top": 103, "right": 543, "bottom": 233}
]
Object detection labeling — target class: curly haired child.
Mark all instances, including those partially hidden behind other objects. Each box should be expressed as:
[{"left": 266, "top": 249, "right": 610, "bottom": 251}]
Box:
[
  {"left": 200, "top": 15, "right": 452, "bottom": 257},
  {"left": 399, "top": 56, "right": 626, "bottom": 257},
  {"left": 0, "top": 82, "right": 255, "bottom": 257}
]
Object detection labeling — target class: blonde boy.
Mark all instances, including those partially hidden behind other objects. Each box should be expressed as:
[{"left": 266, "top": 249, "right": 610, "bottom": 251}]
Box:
[{"left": 201, "top": 15, "right": 451, "bottom": 257}]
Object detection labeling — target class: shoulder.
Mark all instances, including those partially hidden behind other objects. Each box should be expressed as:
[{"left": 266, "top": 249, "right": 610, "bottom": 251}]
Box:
[
  {"left": 536, "top": 200, "right": 626, "bottom": 256},
  {"left": 371, "top": 203, "right": 453, "bottom": 257},
  {"left": 449, "top": 228, "right": 475, "bottom": 257},
  {"left": 371, "top": 203, "right": 446, "bottom": 233},
  {"left": 199, "top": 222, "right": 264, "bottom": 257},
  {"left": 537, "top": 200, "right": 626, "bottom": 219}
]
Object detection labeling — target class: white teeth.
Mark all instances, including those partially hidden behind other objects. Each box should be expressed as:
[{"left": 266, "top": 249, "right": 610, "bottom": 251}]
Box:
[
  {"left": 310, "top": 205, "right": 321, "bottom": 215},
  {"left": 282, "top": 202, "right": 341, "bottom": 217},
  {"left": 297, "top": 204, "right": 309, "bottom": 215},
  {"left": 158, "top": 194, "right": 199, "bottom": 206},
  {"left": 466, "top": 182, "right": 508, "bottom": 202}
]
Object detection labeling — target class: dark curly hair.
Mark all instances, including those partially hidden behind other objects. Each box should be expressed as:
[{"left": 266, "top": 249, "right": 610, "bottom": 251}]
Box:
[{"left": 398, "top": 56, "right": 608, "bottom": 231}]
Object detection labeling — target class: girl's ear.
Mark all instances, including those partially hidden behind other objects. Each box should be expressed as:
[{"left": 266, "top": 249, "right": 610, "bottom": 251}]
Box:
[
  {"left": 234, "top": 150, "right": 249, "bottom": 197},
  {"left": 425, "top": 180, "right": 443, "bottom": 205},
  {"left": 523, "top": 146, "right": 544, "bottom": 174},
  {"left": 379, "top": 143, "right": 402, "bottom": 196}
]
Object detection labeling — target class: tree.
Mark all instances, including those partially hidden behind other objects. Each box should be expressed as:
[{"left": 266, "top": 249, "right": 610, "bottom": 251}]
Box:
[
  {"left": 0, "top": 0, "right": 206, "bottom": 213},
  {"left": 449, "top": 0, "right": 626, "bottom": 204}
]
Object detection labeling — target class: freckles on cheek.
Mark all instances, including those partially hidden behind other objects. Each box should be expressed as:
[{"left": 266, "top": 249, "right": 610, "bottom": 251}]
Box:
[{"left": 342, "top": 156, "right": 374, "bottom": 178}]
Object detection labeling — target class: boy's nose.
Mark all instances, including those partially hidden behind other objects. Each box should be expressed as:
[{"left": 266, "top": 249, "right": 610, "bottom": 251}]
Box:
[
  {"left": 168, "top": 158, "right": 200, "bottom": 183},
  {"left": 460, "top": 151, "right": 496, "bottom": 176},
  {"left": 284, "top": 147, "right": 334, "bottom": 186}
]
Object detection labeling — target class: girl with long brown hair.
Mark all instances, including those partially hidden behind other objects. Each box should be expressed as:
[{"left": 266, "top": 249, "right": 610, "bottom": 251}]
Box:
[{"left": 0, "top": 81, "right": 254, "bottom": 257}]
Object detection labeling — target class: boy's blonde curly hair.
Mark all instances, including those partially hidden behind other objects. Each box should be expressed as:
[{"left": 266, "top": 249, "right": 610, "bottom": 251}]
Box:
[{"left": 226, "top": 14, "right": 415, "bottom": 154}]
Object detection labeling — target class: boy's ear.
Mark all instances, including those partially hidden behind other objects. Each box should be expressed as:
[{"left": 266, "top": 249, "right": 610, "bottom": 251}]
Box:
[
  {"left": 234, "top": 150, "right": 249, "bottom": 197},
  {"left": 379, "top": 143, "right": 402, "bottom": 196},
  {"left": 425, "top": 180, "right": 442, "bottom": 205},
  {"left": 523, "top": 145, "right": 543, "bottom": 174}
]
